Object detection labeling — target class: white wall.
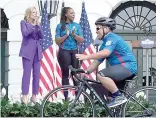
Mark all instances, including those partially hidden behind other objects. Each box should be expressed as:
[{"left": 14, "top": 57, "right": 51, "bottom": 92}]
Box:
[
  {"left": 1, "top": 0, "right": 40, "bottom": 101},
  {"left": 1, "top": 0, "right": 154, "bottom": 101}
]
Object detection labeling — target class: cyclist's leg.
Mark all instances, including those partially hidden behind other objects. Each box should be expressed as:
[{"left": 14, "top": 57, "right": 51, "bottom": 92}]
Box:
[
  {"left": 97, "top": 64, "right": 134, "bottom": 107},
  {"left": 98, "top": 64, "right": 134, "bottom": 81},
  {"left": 96, "top": 74, "right": 118, "bottom": 95},
  {"left": 98, "top": 64, "right": 134, "bottom": 92}
]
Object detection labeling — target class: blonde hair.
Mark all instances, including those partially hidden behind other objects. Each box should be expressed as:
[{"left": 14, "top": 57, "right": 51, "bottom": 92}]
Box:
[{"left": 24, "top": 7, "right": 36, "bottom": 21}]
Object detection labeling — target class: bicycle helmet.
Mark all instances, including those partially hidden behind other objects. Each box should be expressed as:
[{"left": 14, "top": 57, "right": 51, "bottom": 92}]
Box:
[{"left": 95, "top": 17, "right": 116, "bottom": 30}]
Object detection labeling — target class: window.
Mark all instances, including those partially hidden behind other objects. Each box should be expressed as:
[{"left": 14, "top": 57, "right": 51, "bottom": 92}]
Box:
[{"left": 110, "top": 1, "right": 156, "bottom": 33}]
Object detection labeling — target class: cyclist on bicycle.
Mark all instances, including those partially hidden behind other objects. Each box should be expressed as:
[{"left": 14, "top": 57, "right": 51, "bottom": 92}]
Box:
[{"left": 76, "top": 17, "right": 137, "bottom": 108}]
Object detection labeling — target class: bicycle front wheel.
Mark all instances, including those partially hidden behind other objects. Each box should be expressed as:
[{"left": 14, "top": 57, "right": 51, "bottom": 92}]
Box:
[
  {"left": 122, "top": 86, "right": 156, "bottom": 117},
  {"left": 40, "top": 85, "right": 95, "bottom": 117}
]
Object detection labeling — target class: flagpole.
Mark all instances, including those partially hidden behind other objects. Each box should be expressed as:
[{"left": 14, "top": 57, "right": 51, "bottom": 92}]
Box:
[
  {"left": 62, "top": 0, "right": 65, "bottom": 7},
  {"left": 77, "top": 43, "right": 81, "bottom": 69},
  {"left": 77, "top": 1, "right": 85, "bottom": 69}
]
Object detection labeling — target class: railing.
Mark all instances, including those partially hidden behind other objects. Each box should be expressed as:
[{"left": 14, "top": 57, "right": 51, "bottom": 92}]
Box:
[{"left": 132, "top": 40, "right": 156, "bottom": 87}]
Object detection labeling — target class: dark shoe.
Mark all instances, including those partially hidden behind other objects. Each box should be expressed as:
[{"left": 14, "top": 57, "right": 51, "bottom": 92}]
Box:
[{"left": 107, "top": 95, "right": 127, "bottom": 108}]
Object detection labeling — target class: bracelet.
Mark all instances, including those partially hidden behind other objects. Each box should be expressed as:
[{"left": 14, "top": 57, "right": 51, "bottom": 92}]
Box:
[{"left": 85, "top": 70, "right": 90, "bottom": 74}]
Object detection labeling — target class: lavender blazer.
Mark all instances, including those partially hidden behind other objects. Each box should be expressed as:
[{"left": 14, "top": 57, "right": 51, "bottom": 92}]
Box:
[{"left": 19, "top": 20, "right": 43, "bottom": 61}]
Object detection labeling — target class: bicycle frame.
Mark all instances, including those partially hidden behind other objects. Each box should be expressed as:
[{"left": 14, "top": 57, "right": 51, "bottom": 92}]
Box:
[
  {"left": 72, "top": 77, "right": 153, "bottom": 117},
  {"left": 72, "top": 77, "right": 114, "bottom": 117},
  {"left": 69, "top": 66, "right": 155, "bottom": 117}
]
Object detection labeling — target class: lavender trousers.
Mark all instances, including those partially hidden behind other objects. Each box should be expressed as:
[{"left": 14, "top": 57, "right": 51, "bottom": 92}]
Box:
[{"left": 21, "top": 49, "right": 40, "bottom": 95}]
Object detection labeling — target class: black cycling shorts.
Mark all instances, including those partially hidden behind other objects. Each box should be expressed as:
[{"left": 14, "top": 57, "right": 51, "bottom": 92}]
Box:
[{"left": 98, "top": 64, "right": 135, "bottom": 81}]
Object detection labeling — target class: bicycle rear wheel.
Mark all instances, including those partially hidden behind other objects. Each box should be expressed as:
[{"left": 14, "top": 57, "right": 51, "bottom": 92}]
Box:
[
  {"left": 122, "top": 86, "right": 156, "bottom": 117},
  {"left": 40, "top": 85, "right": 95, "bottom": 117}
]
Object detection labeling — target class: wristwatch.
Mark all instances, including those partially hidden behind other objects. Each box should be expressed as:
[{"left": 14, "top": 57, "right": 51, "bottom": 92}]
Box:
[{"left": 73, "top": 34, "right": 76, "bottom": 38}]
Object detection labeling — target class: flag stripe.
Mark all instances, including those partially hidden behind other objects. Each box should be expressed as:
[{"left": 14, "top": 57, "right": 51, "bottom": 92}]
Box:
[
  {"left": 79, "top": 3, "right": 96, "bottom": 80},
  {"left": 41, "top": 57, "right": 55, "bottom": 90},
  {"left": 39, "top": 1, "right": 63, "bottom": 99},
  {"left": 40, "top": 73, "right": 51, "bottom": 91}
]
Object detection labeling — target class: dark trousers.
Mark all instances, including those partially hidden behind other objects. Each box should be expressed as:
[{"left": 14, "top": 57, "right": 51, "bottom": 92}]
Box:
[
  {"left": 58, "top": 48, "right": 78, "bottom": 84},
  {"left": 58, "top": 48, "right": 78, "bottom": 98}
]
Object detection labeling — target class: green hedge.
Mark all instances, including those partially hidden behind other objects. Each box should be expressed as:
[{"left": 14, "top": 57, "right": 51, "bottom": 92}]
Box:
[
  {"left": 1, "top": 99, "right": 106, "bottom": 117},
  {"left": 1, "top": 99, "right": 40, "bottom": 117},
  {"left": 1, "top": 97, "right": 156, "bottom": 117}
]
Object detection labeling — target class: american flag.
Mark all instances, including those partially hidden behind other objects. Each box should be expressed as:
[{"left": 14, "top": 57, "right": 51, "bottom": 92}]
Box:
[
  {"left": 79, "top": 2, "right": 96, "bottom": 80},
  {"left": 39, "top": 1, "right": 62, "bottom": 97}
]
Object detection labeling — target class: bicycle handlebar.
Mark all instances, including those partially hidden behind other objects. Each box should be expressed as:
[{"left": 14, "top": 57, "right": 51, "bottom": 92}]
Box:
[
  {"left": 68, "top": 65, "right": 87, "bottom": 74},
  {"left": 68, "top": 65, "right": 101, "bottom": 84}
]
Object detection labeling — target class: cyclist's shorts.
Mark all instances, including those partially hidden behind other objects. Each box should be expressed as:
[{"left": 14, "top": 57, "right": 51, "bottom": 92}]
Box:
[{"left": 98, "top": 64, "right": 136, "bottom": 81}]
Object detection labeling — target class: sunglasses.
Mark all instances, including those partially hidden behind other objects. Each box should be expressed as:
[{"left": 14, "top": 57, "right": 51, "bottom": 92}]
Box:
[{"left": 96, "top": 27, "right": 102, "bottom": 31}]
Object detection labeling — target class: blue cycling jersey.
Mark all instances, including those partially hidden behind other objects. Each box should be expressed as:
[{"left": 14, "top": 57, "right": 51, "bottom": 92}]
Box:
[
  {"left": 98, "top": 32, "right": 137, "bottom": 75},
  {"left": 55, "top": 22, "right": 83, "bottom": 50}
]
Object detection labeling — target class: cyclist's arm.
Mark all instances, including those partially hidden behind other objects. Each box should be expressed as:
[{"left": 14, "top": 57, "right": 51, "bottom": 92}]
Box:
[
  {"left": 87, "top": 49, "right": 111, "bottom": 60},
  {"left": 85, "top": 60, "right": 101, "bottom": 74},
  {"left": 88, "top": 39, "right": 117, "bottom": 60}
]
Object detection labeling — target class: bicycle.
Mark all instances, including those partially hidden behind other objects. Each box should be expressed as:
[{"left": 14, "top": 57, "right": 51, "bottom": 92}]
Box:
[{"left": 40, "top": 65, "right": 156, "bottom": 117}]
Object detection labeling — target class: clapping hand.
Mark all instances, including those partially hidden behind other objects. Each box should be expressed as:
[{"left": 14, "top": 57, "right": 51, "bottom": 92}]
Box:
[
  {"left": 65, "top": 26, "right": 76, "bottom": 37},
  {"left": 66, "top": 28, "right": 70, "bottom": 36},
  {"left": 72, "top": 28, "right": 76, "bottom": 38},
  {"left": 34, "top": 16, "right": 40, "bottom": 25}
]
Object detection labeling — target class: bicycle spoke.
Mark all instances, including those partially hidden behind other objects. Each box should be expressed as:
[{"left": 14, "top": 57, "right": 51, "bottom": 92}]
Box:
[{"left": 40, "top": 86, "right": 95, "bottom": 117}]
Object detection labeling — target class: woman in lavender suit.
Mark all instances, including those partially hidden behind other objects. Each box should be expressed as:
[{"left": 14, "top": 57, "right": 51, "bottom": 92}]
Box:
[{"left": 19, "top": 7, "right": 43, "bottom": 104}]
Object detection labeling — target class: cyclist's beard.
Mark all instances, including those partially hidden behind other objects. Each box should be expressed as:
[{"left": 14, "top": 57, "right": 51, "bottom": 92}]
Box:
[
  {"left": 97, "top": 35, "right": 103, "bottom": 40},
  {"left": 100, "top": 32, "right": 106, "bottom": 40}
]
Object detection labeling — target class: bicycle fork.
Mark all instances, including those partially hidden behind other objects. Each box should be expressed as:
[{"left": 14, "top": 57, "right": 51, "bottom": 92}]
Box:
[{"left": 67, "top": 82, "right": 85, "bottom": 114}]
